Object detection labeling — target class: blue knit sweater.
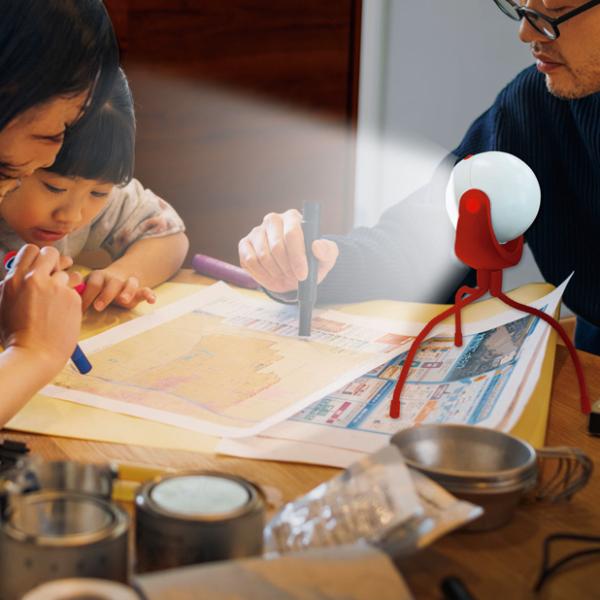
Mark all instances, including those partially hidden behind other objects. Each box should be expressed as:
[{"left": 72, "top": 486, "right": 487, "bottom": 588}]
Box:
[{"left": 321, "top": 66, "right": 600, "bottom": 343}]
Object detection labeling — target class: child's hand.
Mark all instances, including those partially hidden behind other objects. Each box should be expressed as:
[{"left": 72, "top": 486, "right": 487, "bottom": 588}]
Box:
[
  {"left": 82, "top": 269, "right": 156, "bottom": 312},
  {"left": 0, "top": 245, "right": 82, "bottom": 374}
]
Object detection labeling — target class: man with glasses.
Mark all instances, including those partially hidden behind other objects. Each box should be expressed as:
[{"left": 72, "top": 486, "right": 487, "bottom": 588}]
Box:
[
  {"left": 495, "top": 0, "right": 600, "bottom": 98},
  {"left": 239, "top": 0, "right": 600, "bottom": 354}
]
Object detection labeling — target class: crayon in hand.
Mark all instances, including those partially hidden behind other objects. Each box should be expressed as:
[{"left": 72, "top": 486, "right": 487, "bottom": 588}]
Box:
[{"left": 3, "top": 250, "right": 92, "bottom": 375}]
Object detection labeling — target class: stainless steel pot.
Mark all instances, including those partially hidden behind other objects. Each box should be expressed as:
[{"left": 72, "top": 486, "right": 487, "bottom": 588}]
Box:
[{"left": 391, "top": 424, "right": 592, "bottom": 531}]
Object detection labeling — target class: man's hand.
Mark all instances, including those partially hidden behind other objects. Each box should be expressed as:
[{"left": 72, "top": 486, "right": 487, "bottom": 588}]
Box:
[
  {"left": 238, "top": 209, "right": 339, "bottom": 293},
  {"left": 81, "top": 269, "right": 156, "bottom": 312}
]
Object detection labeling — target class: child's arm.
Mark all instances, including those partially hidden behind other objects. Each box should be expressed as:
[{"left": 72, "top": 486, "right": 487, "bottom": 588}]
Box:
[
  {"left": 82, "top": 233, "right": 189, "bottom": 311},
  {"left": 0, "top": 246, "right": 81, "bottom": 426},
  {"left": 77, "top": 179, "right": 188, "bottom": 312},
  {"left": 0, "top": 348, "right": 65, "bottom": 427}
]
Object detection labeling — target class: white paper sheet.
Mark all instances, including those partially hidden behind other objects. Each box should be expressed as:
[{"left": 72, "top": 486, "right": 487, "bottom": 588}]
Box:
[{"left": 41, "top": 283, "right": 424, "bottom": 438}]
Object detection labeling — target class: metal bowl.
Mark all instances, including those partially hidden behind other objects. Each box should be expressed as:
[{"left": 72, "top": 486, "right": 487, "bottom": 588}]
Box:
[{"left": 391, "top": 424, "right": 538, "bottom": 531}]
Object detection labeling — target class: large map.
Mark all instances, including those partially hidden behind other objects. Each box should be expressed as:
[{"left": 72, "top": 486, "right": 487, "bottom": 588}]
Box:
[{"left": 45, "top": 283, "right": 414, "bottom": 437}]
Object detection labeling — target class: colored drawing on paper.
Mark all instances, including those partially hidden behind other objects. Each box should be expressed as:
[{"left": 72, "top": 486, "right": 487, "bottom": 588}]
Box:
[{"left": 46, "top": 283, "right": 415, "bottom": 437}]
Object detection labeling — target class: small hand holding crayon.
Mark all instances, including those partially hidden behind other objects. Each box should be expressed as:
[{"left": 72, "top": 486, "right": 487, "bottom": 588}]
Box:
[
  {"left": 5, "top": 250, "right": 82, "bottom": 288},
  {"left": 81, "top": 269, "right": 156, "bottom": 312},
  {"left": 0, "top": 245, "right": 84, "bottom": 375}
]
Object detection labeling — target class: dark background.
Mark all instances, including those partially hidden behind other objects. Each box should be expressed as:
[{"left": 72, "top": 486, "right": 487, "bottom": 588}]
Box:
[{"left": 104, "top": 0, "right": 362, "bottom": 264}]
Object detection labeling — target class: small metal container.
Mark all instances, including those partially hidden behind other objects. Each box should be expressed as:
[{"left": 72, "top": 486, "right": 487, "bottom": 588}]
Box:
[
  {"left": 2, "top": 458, "right": 114, "bottom": 499},
  {"left": 23, "top": 578, "right": 140, "bottom": 600},
  {"left": 391, "top": 424, "right": 591, "bottom": 531},
  {"left": 135, "top": 471, "right": 265, "bottom": 573},
  {"left": 0, "top": 491, "right": 129, "bottom": 599}
]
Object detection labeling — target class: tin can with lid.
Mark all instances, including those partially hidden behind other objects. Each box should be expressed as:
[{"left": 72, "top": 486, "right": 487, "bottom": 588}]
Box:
[{"left": 135, "top": 471, "right": 264, "bottom": 573}]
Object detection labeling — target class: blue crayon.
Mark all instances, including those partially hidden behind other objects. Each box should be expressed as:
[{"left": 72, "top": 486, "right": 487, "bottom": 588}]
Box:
[{"left": 70, "top": 344, "right": 92, "bottom": 375}]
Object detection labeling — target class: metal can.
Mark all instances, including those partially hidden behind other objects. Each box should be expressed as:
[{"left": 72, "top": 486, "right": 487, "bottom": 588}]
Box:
[
  {"left": 0, "top": 491, "right": 129, "bottom": 600},
  {"left": 135, "top": 471, "right": 264, "bottom": 573}
]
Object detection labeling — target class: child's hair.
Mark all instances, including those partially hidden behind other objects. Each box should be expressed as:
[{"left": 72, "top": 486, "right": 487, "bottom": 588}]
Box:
[
  {"left": 0, "top": 0, "right": 118, "bottom": 132},
  {"left": 48, "top": 69, "right": 135, "bottom": 186},
  {"left": 0, "top": 0, "right": 119, "bottom": 179}
]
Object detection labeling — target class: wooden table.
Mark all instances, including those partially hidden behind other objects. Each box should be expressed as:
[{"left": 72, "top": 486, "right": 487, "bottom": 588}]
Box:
[{"left": 1, "top": 293, "right": 599, "bottom": 599}]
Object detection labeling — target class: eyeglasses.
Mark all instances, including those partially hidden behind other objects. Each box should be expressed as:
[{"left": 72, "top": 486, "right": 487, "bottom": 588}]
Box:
[{"left": 493, "top": 0, "right": 600, "bottom": 40}]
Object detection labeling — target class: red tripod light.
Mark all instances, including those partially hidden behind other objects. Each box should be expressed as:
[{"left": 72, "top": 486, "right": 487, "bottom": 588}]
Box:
[{"left": 389, "top": 183, "right": 591, "bottom": 420}]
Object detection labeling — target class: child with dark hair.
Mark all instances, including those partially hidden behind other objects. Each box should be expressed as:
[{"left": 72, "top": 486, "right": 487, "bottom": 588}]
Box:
[
  {"left": 0, "top": 0, "right": 119, "bottom": 194},
  {"left": 0, "top": 0, "right": 119, "bottom": 427},
  {"left": 0, "top": 70, "right": 188, "bottom": 312}
]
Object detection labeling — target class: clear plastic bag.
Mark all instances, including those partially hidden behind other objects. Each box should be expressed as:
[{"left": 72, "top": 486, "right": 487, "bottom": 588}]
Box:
[
  {"left": 264, "top": 446, "right": 422, "bottom": 555},
  {"left": 264, "top": 445, "right": 483, "bottom": 557}
]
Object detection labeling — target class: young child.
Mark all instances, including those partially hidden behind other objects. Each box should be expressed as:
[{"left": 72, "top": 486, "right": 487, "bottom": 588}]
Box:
[{"left": 0, "top": 69, "right": 189, "bottom": 312}]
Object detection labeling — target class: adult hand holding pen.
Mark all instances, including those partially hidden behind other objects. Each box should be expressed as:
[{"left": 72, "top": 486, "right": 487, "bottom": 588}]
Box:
[
  {"left": 239, "top": 209, "right": 339, "bottom": 293},
  {"left": 0, "top": 245, "right": 82, "bottom": 425}
]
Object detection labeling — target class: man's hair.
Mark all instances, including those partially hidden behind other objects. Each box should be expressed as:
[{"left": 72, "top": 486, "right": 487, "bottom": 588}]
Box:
[
  {"left": 48, "top": 69, "right": 135, "bottom": 186},
  {"left": 0, "top": 0, "right": 119, "bottom": 171}
]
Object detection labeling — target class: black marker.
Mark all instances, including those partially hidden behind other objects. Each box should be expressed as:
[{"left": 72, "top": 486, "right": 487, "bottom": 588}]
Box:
[
  {"left": 298, "top": 202, "right": 320, "bottom": 337},
  {"left": 441, "top": 576, "right": 477, "bottom": 600}
]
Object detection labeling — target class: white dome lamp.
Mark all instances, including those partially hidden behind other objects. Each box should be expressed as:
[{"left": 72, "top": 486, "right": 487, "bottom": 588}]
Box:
[
  {"left": 389, "top": 152, "right": 590, "bottom": 419},
  {"left": 446, "top": 150, "right": 540, "bottom": 246}
]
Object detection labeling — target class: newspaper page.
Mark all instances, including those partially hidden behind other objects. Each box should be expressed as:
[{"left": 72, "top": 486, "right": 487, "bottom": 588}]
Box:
[{"left": 219, "top": 280, "right": 565, "bottom": 461}]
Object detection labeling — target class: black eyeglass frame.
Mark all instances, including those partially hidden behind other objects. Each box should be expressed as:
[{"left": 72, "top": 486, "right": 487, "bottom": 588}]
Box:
[{"left": 494, "top": 0, "right": 600, "bottom": 39}]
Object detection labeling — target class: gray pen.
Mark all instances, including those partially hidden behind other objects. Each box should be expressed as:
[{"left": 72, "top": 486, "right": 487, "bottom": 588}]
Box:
[{"left": 298, "top": 202, "right": 320, "bottom": 336}]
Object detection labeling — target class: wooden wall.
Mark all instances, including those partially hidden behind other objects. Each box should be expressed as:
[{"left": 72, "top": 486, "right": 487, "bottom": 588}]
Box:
[{"left": 104, "top": 0, "right": 362, "bottom": 264}]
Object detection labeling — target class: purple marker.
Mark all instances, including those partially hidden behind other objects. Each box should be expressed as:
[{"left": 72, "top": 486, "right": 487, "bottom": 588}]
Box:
[{"left": 192, "top": 254, "right": 258, "bottom": 289}]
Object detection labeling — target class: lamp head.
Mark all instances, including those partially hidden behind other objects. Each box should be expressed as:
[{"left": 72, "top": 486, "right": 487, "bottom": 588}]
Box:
[{"left": 445, "top": 151, "right": 541, "bottom": 243}]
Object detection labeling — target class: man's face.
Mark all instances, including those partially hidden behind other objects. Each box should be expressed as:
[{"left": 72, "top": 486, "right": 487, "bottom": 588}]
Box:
[{"left": 519, "top": 0, "right": 600, "bottom": 98}]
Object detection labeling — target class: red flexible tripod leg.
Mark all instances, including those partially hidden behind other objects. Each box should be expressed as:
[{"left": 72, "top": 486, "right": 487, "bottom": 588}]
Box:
[
  {"left": 495, "top": 291, "right": 591, "bottom": 414},
  {"left": 454, "top": 287, "right": 474, "bottom": 347},
  {"left": 453, "top": 270, "right": 491, "bottom": 346},
  {"left": 389, "top": 304, "right": 458, "bottom": 418},
  {"left": 389, "top": 264, "right": 590, "bottom": 418},
  {"left": 390, "top": 273, "right": 490, "bottom": 419}
]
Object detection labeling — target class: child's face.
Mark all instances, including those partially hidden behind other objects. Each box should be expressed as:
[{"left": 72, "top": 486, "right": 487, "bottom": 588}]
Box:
[{"left": 0, "top": 170, "right": 113, "bottom": 244}]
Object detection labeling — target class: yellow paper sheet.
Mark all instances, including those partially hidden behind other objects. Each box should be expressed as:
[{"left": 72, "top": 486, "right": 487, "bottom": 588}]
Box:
[
  {"left": 6, "top": 276, "right": 555, "bottom": 451},
  {"left": 136, "top": 543, "right": 414, "bottom": 600}
]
